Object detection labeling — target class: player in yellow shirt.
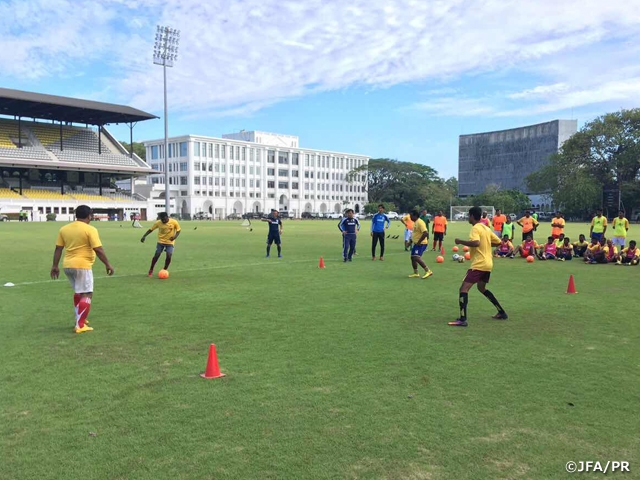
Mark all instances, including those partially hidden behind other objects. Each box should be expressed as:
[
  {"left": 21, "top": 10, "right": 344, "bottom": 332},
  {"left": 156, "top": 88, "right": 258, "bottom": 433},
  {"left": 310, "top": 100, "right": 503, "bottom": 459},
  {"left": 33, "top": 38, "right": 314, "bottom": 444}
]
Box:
[
  {"left": 589, "top": 209, "right": 607, "bottom": 243},
  {"left": 450, "top": 207, "right": 506, "bottom": 327},
  {"left": 557, "top": 237, "right": 574, "bottom": 261},
  {"left": 141, "top": 212, "right": 182, "bottom": 276},
  {"left": 611, "top": 210, "right": 630, "bottom": 250},
  {"left": 617, "top": 240, "right": 639, "bottom": 265},
  {"left": 50, "top": 205, "right": 114, "bottom": 334},
  {"left": 572, "top": 234, "right": 589, "bottom": 258},
  {"left": 407, "top": 211, "right": 433, "bottom": 279}
]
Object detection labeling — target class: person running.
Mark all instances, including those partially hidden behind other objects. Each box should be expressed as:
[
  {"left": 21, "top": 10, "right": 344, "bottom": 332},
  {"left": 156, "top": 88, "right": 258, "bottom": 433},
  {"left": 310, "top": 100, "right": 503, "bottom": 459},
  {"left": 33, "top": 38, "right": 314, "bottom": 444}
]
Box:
[
  {"left": 262, "top": 209, "right": 284, "bottom": 258},
  {"left": 516, "top": 235, "right": 539, "bottom": 258},
  {"left": 371, "top": 204, "right": 390, "bottom": 260},
  {"left": 551, "top": 212, "right": 565, "bottom": 240},
  {"left": 407, "top": 210, "right": 433, "bottom": 279},
  {"left": 141, "top": 212, "right": 181, "bottom": 276},
  {"left": 537, "top": 236, "right": 558, "bottom": 261},
  {"left": 617, "top": 240, "right": 639, "bottom": 265},
  {"left": 494, "top": 235, "right": 514, "bottom": 258},
  {"left": 50, "top": 205, "right": 115, "bottom": 334},
  {"left": 589, "top": 209, "right": 607, "bottom": 243},
  {"left": 573, "top": 234, "right": 589, "bottom": 257},
  {"left": 450, "top": 206, "right": 507, "bottom": 327},
  {"left": 502, "top": 216, "right": 515, "bottom": 241},
  {"left": 432, "top": 210, "right": 447, "bottom": 252},
  {"left": 557, "top": 237, "right": 573, "bottom": 261},
  {"left": 400, "top": 213, "right": 414, "bottom": 251},
  {"left": 339, "top": 209, "right": 360, "bottom": 262},
  {"left": 492, "top": 209, "right": 507, "bottom": 238},
  {"left": 611, "top": 210, "right": 629, "bottom": 250},
  {"left": 517, "top": 211, "right": 539, "bottom": 242}
]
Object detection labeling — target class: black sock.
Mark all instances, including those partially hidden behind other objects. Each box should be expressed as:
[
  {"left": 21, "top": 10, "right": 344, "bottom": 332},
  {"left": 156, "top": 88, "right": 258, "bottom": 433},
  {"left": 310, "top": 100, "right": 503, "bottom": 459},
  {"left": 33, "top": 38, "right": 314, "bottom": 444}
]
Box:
[
  {"left": 164, "top": 256, "right": 172, "bottom": 270},
  {"left": 267, "top": 245, "right": 271, "bottom": 256},
  {"left": 277, "top": 245, "right": 281, "bottom": 255},
  {"left": 483, "top": 290, "right": 505, "bottom": 314},
  {"left": 459, "top": 292, "right": 468, "bottom": 320},
  {"left": 150, "top": 255, "right": 160, "bottom": 271}
]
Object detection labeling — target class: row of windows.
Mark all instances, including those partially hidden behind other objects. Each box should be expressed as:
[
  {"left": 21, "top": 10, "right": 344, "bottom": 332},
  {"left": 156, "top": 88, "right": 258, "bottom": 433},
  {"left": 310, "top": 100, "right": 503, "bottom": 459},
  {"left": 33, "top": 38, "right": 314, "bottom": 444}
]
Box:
[
  {"left": 149, "top": 142, "right": 189, "bottom": 160},
  {"left": 303, "top": 154, "right": 364, "bottom": 170},
  {"left": 303, "top": 195, "right": 366, "bottom": 201}
]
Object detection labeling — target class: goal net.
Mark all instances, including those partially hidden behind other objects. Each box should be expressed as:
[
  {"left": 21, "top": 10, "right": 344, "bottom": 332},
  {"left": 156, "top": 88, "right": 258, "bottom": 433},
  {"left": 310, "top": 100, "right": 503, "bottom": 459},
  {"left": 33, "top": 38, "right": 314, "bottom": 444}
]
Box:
[{"left": 450, "top": 206, "right": 495, "bottom": 221}]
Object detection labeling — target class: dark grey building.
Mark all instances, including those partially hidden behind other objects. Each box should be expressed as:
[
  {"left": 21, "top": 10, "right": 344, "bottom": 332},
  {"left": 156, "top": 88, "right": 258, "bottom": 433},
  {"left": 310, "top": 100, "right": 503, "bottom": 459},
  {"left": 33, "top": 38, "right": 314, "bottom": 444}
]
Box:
[{"left": 458, "top": 120, "right": 577, "bottom": 197}]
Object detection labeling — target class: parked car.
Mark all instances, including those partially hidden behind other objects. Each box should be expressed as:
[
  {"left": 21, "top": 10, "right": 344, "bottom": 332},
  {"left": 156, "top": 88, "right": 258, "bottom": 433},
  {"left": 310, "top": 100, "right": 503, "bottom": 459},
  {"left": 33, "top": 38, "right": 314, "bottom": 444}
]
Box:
[
  {"left": 387, "top": 211, "right": 400, "bottom": 220},
  {"left": 193, "top": 212, "right": 211, "bottom": 220},
  {"left": 279, "top": 211, "right": 291, "bottom": 219},
  {"left": 226, "top": 213, "right": 242, "bottom": 220},
  {"left": 325, "top": 212, "right": 342, "bottom": 219},
  {"left": 0, "top": 214, "right": 8, "bottom": 222},
  {"left": 301, "top": 212, "right": 314, "bottom": 219},
  {"left": 509, "top": 213, "right": 517, "bottom": 221}
]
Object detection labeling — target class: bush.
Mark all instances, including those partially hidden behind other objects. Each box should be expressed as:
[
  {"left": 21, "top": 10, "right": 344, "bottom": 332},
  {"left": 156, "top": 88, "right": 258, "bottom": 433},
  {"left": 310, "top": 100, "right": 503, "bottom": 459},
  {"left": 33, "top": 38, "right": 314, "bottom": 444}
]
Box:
[{"left": 46, "top": 213, "right": 57, "bottom": 221}]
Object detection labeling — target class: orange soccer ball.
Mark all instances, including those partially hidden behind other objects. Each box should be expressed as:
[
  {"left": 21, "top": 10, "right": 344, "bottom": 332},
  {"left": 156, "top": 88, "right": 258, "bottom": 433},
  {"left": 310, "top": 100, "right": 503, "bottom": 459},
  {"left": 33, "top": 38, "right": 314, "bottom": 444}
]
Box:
[
  {"left": 158, "top": 269, "right": 170, "bottom": 279},
  {"left": 436, "top": 256, "right": 444, "bottom": 263},
  {"left": 463, "top": 246, "right": 470, "bottom": 252},
  {"left": 526, "top": 256, "right": 535, "bottom": 263},
  {"left": 452, "top": 246, "right": 459, "bottom": 252},
  {"left": 464, "top": 252, "right": 471, "bottom": 260}
]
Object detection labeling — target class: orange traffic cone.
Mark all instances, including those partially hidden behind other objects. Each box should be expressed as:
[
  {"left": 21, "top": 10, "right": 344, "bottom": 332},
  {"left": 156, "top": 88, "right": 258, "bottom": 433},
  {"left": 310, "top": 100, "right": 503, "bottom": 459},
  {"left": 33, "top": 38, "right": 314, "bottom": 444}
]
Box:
[
  {"left": 440, "top": 246, "right": 445, "bottom": 256},
  {"left": 200, "top": 344, "right": 225, "bottom": 379},
  {"left": 318, "top": 256, "right": 326, "bottom": 269},
  {"left": 566, "top": 275, "right": 578, "bottom": 294}
]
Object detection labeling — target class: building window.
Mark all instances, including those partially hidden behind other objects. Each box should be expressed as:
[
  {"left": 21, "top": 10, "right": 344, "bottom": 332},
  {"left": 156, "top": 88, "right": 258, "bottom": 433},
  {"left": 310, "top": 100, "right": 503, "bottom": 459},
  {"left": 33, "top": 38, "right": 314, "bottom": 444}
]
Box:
[
  {"left": 278, "top": 152, "right": 288, "bottom": 164},
  {"left": 180, "top": 176, "right": 188, "bottom": 185},
  {"left": 236, "top": 146, "right": 240, "bottom": 160},
  {"left": 215, "top": 144, "right": 220, "bottom": 158},
  {"left": 268, "top": 150, "right": 275, "bottom": 163},
  {"left": 208, "top": 143, "right": 213, "bottom": 158},
  {"left": 208, "top": 163, "right": 213, "bottom": 172},
  {"left": 221, "top": 178, "right": 226, "bottom": 186},
  {"left": 242, "top": 166, "right": 246, "bottom": 174},
  {"left": 292, "top": 170, "right": 299, "bottom": 177},
  {"left": 180, "top": 142, "right": 188, "bottom": 157},
  {"left": 241, "top": 147, "right": 246, "bottom": 161},
  {"left": 268, "top": 181, "right": 275, "bottom": 188},
  {"left": 250, "top": 148, "right": 254, "bottom": 162},
  {"left": 305, "top": 171, "right": 309, "bottom": 178},
  {"left": 221, "top": 164, "right": 226, "bottom": 173},
  {"left": 256, "top": 167, "right": 261, "bottom": 175},
  {"left": 235, "top": 179, "right": 240, "bottom": 187},
  {"left": 193, "top": 142, "right": 200, "bottom": 156},
  {"left": 208, "top": 177, "right": 213, "bottom": 185},
  {"left": 250, "top": 166, "right": 254, "bottom": 175},
  {"left": 215, "top": 164, "right": 220, "bottom": 173},
  {"left": 292, "top": 153, "right": 299, "bottom": 165},
  {"left": 229, "top": 145, "right": 234, "bottom": 160},
  {"left": 268, "top": 168, "right": 275, "bottom": 176},
  {"left": 268, "top": 193, "right": 275, "bottom": 198},
  {"left": 292, "top": 182, "right": 299, "bottom": 189},
  {"left": 305, "top": 154, "right": 309, "bottom": 166},
  {"left": 278, "top": 169, "right": 288, "bottom": 177},
  {"left": 194, "top": 163, "right": 200, "bottom": 171},
  {"left": 256, "top": 180, "right": 261, "bottom": 188},
  {"left": 194, "top": 177, "right": 200, "bottom": 185},
  {"left": 242, "top": 179, "right": 246, "bottom": 187},
  {"left": 236, "top": 165, "right": 240, "bottom": 174},
  {"left": 278, "top": 181, "right": 289, "bottom": 189},
  {"left": 151, "top": 145, "right": 159, "bottom": 160},
  {"left": 180, "top": 162, "right": 188, "bottom": 171},
  {"left": 250, "top": 179, "right": 254, "bottom": 187},
  {"left": 221, "top": 145, "right": 226, "bottom": 159}
]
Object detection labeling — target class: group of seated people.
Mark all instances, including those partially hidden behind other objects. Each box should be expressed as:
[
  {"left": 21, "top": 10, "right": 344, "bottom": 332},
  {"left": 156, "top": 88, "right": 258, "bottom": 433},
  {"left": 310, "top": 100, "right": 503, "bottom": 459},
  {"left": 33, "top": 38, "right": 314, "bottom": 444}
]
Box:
[{"left": 493, "top": 233, "right": 639, "bottom": 265}]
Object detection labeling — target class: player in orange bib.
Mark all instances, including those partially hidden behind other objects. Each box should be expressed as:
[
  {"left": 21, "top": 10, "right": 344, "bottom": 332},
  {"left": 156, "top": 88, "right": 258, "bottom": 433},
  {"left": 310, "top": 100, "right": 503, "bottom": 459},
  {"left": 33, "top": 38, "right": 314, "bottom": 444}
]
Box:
[{"left": 431, "top": 210, "right": 447, "bottom": 252}]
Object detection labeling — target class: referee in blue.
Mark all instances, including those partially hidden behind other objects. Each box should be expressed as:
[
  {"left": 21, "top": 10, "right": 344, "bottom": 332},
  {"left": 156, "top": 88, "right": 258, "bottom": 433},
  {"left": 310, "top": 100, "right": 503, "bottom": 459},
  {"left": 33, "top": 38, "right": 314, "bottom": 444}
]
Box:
[
  {"left": 371, "top": 204, "right": 390, "bottom": 261},
  {"left": 338, "top": 209, "right": 360, "bottom": 262}
]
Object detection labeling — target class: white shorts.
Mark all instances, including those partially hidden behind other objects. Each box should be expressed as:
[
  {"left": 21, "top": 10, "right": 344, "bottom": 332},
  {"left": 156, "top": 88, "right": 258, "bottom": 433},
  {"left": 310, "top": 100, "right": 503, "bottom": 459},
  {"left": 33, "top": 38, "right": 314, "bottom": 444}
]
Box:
[
  {"left": 64, "top": 268, "right": 94, "bottom": 294},
  {"left": 612, "top": 237, "right": 626, "bottom": 248},
  {"left": 405, "top": 229, "right": 412, "bottom": 242}
]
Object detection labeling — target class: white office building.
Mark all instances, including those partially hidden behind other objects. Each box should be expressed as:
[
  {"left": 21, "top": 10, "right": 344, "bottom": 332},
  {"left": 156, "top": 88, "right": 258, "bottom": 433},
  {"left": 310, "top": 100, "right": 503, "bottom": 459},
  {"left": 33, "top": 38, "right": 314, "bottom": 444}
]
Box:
[{"left": 143, "top": 131, "right": 369, "bottom": 219}]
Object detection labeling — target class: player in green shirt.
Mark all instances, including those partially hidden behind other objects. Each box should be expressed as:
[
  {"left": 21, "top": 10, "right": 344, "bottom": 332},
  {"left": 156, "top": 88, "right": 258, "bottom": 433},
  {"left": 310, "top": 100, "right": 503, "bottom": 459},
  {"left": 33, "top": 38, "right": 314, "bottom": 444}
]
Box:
[{"left": 419, "top": 209, "right": 430, "bottom": 232}]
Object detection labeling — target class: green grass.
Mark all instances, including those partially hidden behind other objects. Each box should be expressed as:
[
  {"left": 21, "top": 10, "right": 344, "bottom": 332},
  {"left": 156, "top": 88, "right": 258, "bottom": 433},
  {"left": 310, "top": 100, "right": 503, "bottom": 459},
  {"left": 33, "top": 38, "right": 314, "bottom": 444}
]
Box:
[{"left": 1, "top": 220, "right": 639, "bottom": 480}]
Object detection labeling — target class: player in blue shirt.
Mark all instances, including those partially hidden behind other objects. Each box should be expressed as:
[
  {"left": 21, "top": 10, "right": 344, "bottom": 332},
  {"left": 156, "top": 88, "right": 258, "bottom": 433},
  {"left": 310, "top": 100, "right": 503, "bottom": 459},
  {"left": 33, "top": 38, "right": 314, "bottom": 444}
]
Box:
[
  {"left": 338, "top": 209, "right": 360, "bottom": 262},
  {"left": 262, "top": 209, "right": 283, "bottom": 258},
  {"left": 371, "top": 204, "right": 390, "bottom": 261}
]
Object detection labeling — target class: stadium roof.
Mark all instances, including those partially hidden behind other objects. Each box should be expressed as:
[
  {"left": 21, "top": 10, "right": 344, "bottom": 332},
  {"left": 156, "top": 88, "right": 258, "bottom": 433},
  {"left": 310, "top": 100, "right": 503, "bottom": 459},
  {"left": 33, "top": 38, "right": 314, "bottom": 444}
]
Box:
[{"left": 0, "top": 88, "right": 157, "bottom": 125}]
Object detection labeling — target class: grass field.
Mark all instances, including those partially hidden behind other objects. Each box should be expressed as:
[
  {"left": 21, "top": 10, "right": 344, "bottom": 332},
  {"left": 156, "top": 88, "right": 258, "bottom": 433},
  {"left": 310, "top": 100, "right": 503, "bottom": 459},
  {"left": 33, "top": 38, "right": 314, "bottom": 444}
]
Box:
[{"left": 1, "top": 219, "right": 639, "bottom": 480}]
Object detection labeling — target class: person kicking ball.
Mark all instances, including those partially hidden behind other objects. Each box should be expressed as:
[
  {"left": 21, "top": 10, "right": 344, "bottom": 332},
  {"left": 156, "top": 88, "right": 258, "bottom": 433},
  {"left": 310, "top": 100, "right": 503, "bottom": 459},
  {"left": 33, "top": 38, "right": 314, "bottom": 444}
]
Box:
[{"left": 449, "top": 207, "right": 507, "bottom": 327}]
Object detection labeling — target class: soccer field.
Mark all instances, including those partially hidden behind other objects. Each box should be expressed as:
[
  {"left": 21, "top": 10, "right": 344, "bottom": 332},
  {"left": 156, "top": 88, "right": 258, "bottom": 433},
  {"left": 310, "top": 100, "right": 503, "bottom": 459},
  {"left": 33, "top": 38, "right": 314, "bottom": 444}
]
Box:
[{"left": 1, "top": 219, "right": 638, "bottom": 479}]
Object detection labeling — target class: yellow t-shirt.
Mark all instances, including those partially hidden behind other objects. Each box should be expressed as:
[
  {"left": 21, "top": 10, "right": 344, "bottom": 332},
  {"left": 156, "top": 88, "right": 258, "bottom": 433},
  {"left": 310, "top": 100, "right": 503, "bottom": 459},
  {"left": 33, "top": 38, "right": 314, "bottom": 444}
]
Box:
[
  {"left": 402, "top": 214, "right": 415, "bottom": 231},
  {"left": 612, "top": 217, "right": 629, "bottom": 238},
  {"left": 469, "top": 223, "right": 500, "bottom": 272},
  {"left": 151, "top": 218, "right": 181, "bottom": 245},
  {"left": 56, "top": 221, "right": 103, "bottom": 269},
  {"left": 518, "top": 216, "right": 539, "bottom": 233},
  {"left": 591, "top": 215, "right": 607, "bottom": 233},
  {"left": 412, "top": 218, "right": 428, "bottom": 245}
]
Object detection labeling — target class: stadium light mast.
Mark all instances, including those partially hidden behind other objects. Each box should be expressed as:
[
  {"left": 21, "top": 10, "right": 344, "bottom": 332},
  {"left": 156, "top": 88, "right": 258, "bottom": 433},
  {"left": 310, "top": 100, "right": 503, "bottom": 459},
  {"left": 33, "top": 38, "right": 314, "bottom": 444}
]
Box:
[{"left": 153, "top": 25, "right": 180, "bottom": 214}]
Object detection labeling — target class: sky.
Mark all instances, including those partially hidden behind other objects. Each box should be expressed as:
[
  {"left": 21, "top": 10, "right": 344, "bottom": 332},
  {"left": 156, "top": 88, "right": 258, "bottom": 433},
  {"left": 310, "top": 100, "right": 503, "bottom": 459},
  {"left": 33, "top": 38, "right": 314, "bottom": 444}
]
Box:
[{"left": 2, "top": 0, "right": 640, "bottom": 179}]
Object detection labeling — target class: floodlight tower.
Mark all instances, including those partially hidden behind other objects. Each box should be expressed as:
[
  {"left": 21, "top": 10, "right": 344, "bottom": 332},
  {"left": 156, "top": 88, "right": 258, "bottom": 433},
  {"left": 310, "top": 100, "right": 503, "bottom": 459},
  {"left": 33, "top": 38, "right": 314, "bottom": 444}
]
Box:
[{"left": 153, "top": 25, "right": 180, "bottom": 214}]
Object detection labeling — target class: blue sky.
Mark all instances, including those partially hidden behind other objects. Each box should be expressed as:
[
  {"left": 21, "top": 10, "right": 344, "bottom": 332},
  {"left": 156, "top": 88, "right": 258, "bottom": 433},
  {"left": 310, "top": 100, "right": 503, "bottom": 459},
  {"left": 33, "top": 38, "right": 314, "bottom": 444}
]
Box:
[{"left": 2, "top": 0, "right": 640, "bottom": 179}]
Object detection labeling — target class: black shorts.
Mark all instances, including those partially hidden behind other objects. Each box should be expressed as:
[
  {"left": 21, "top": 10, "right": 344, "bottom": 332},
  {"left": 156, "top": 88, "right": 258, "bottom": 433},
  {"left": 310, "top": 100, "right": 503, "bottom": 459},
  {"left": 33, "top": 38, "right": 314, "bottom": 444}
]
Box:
[
  {"left": 267, "top": 232, "right": 281, "bottom": 245},
  {"left": 463, "top": 269, "right": 491, "bottom": 284},
  {"left": 433, "top": 232, "right": 444, "bottom": 242},
  {"left": 522, "top": 231, "right": 534, "bottom": 242}
]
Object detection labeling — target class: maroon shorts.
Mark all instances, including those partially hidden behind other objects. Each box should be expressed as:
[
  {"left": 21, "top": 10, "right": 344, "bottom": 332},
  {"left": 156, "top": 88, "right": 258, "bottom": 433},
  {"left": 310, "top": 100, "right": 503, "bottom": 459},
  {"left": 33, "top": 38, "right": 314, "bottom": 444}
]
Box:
[{"left": 463, "top": 269, "right": 491, "bottom": 284}]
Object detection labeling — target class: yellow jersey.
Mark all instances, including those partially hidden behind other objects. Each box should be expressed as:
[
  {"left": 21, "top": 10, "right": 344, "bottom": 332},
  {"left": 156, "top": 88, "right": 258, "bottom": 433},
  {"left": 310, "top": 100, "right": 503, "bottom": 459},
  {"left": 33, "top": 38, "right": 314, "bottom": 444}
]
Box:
[
  {"left": 612, "top": 217, "right": 629, "bottom": 238},
  {"left": 412, "top": 218, "right": 429, "bottom": 245},
  {"left": 591, "top": 215, "right": 607, "bottom": 233},
  {"left": 469, "top": 223, "right": 500, "bottom": 272},
  {"left": 56, "top": 221, "right": 103, "bottom": 269},
  {"left": 551, "top": 217, "right": 565, "bottom": 236},
  {"left": 518, "top": 216, "right": 539, "bottom": 233},
  {"left": 151, "top": 218, "right": 181, "bottom": 245}
]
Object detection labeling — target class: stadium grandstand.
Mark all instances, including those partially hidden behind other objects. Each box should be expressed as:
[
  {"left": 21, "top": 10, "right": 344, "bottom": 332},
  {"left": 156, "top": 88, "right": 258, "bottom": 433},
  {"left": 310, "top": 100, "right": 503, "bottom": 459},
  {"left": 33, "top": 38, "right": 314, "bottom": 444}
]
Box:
[{"left": 0, "top": 88, "right": 164, "bottom": 221}]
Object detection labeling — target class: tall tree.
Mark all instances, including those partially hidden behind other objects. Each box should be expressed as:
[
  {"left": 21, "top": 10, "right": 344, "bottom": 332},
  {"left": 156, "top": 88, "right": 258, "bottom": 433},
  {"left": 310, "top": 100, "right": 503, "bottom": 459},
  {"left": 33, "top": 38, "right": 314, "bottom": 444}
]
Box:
[
  {"left": 120, "top": 141, "right": 146, "bottom": 161},
  {"left": 527, "top": 109, "right": 640, "bottom": 216}
]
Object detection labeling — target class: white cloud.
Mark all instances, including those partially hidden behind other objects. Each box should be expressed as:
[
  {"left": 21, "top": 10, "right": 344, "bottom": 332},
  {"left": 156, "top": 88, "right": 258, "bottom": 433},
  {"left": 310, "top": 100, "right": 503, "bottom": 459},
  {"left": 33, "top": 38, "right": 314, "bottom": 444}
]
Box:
[{"left": 1, "top": 0, "right": 640, "bottom": 118}]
